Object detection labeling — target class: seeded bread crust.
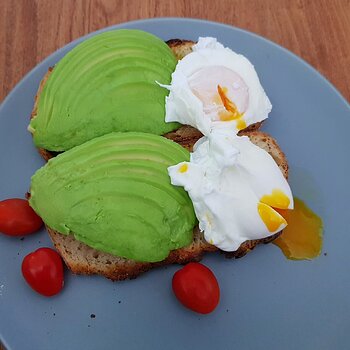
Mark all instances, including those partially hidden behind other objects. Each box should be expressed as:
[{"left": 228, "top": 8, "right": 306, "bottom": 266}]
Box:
[{"left": 31, "top": 39, "right": 287, "bottom": 280}]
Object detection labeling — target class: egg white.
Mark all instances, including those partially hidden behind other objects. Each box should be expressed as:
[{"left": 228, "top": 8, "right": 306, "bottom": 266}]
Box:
[
  {"left": 168, "top": 130, "right": 293, "bottom": 252},
  {"left": 163, "top": 37, "right": 272, "bottom": 135}
]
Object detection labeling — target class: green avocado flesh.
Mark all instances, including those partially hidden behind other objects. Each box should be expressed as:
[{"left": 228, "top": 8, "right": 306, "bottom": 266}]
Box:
[
  {"left": 29, "top": 30, "right": 179, "bottom": 151},
  {"left": 29, "top": 132, "right": 196, "bottom": 263}
]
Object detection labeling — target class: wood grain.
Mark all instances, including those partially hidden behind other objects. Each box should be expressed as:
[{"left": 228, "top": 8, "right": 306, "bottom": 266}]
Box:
[
  {"left": 0, "top": 0, "right": 349, "bottom": 348},
  {"left": 1, "top": 0, "right": 350, "bottom": 103}
]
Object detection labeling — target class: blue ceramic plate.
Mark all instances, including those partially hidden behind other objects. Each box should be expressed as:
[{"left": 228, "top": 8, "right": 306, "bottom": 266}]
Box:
[{"left": 1, "top": 18, "right": 349, "bottom": 350}]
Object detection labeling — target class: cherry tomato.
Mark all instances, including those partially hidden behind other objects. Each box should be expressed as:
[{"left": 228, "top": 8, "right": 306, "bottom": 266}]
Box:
[
  {"left": 22, "top": 248, "right": 64, "bottom": 297},
  {"left": 172, "top": 262, "right": 220, "bottom": 314},
  {"left": 0, "top": 198, "right": 43, "bottom": 236}
]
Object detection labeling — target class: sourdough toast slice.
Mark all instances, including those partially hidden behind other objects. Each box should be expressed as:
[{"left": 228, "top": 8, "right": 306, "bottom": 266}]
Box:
[
  {"left": 47, "top": 130, "right": 288, "bottom": 280},
  {"left": 31, "top": 39, "right": 262, "bottom": 161},
  {"left": 31, "top": 38, "right": 286, "bottom": 280}
]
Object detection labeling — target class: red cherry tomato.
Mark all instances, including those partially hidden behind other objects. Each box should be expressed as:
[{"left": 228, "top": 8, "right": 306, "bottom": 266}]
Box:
[
  {"left": 0, "top": 198, "right": 43, "bottom": 236},
  {"left": 22, "top": 248, "right": 64, "bottom": 297},
  {"left": 172, "top": 262, "right": 220, "bottom": 314}
]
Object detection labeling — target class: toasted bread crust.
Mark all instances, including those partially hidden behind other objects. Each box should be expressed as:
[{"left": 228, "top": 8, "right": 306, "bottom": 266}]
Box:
[
  {"left": 48, "top": 226, "right": 217, "bottom": 281},
  {"left": 31, "top": 38, "right": 288, "bottom": 280},
  {"left": 166, "top": 39, "right": 196, "bottom": 60},
  {"left": 47, "top": 227, "right": 281, "bottom": 281},
  {"left": 31, "top": 67, "right": 56, "bottom": 161}
]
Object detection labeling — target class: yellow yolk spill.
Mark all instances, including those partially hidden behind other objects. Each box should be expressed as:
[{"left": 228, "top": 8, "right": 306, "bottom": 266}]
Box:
[
  {"left": 219, "top": 110, "right": 237, "bottom": 121},
  {"left": 273, "top": 198, "right": 323, "bottom": 260},
  {"left": 179, "top": 163, "right": 188, "bottom": 173},
  {"left": 258, "top": 202, "right": 287, "bottom": 232},
  {"left": 236, "top": 119, "right": 247, "bottom": 131},
  {"left": 260, "top": 189, "right": 290, "bottom": 209},
  {"left": 216, "top": 85, "right": 246, "bottom": 129},
  {"left": 217, "top": 85, "right": 242, "bottom": 120}
]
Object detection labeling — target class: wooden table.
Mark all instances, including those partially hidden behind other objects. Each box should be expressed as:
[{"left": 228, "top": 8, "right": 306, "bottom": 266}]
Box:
[
  {"left": 0, "top": 0, "right": 349, "bottom": 348},
  {"left": 1, "top": 0, "right": 350, "bottom": 104}
]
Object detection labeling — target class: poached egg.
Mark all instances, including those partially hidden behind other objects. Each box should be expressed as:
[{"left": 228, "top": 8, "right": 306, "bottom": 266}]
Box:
[
  {"left": 168, "top": 129, "right": 293, "bottom": 252},
  {"left": 162, "top": 37, "right": 272, "bottom": 135}
]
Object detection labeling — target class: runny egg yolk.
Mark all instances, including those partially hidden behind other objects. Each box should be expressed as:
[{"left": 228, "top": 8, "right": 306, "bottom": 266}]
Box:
[
  {"left": 257, "top": 189, "right": 290, "bottom": 232},
  {"left": 260, "top": 189, "right": 290, "bottom": 209},
  {"left": 217, "top": 85, "right": 247, "bottom": 130},
  {"left": 273, "top": 198, "right": 323, "bottom": 260},
  {"left": 258, "top": 202, "right": 287, "bottom": 232},
  {"left": 188, "top": 66, "right": 249, "bottom": 130},
  {"left": 217, "top": 85, "right": 243, "bottom": 120},
  {"left": 179, "top": 164, "right": 188, "bottom": 173},
  {"left": 236, "top": 119, "right": 247, "bottom": 131}
]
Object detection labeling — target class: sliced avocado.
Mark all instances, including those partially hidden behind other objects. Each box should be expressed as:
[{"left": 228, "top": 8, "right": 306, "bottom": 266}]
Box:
[
  {"left": 29, "top": 132, "right": 196, "bottom": 263},
  {"left": 29, "top": 30, "right": 179, "bottom": 152}
]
